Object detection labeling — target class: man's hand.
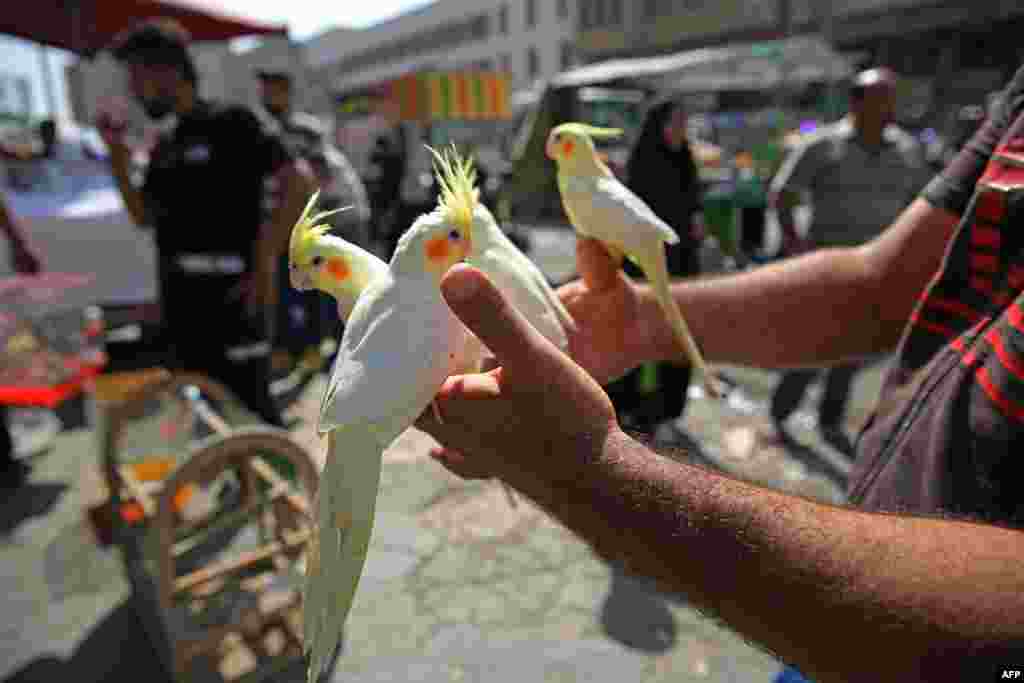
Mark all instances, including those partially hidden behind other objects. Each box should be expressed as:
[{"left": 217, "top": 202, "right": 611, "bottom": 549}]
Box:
[
  {"left": 415, "top": 263, "right": 619, "bottom": 484},
  {"left": 96, "top": 111, "right": 129, "bottom": 152},
  {"left": 555, "top": 238, "right": 663, "bottom": 386}
]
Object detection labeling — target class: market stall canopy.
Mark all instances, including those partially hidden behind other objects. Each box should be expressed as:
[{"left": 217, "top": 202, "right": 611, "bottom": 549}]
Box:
[
  {"left": 0, "top": 0, "right": 288, "bottom": 55},
  {"left": 551, "top": 36, "right": 855, "bottom": 92}
]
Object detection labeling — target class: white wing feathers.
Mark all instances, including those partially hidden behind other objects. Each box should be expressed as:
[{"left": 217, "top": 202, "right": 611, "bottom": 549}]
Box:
[{"left": 562, "top": 175, "right": 680, "bottom": 250}]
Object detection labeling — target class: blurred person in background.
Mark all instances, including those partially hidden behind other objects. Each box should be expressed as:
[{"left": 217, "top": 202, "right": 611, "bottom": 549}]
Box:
[
  {"left": 99, "top": 20, "right": 314, "bottom": 427},
  {"left": 606, "top": 99, "right": 705, "bottom": 436},
  {"left": 256, "top": 68, "right": 370, "bottom": 374},
  {"left": 764, "top": 67, "right": 933, "bottom": 457},
  {"left": 367, "top": 134, "right": 405, "bottom": 257}
]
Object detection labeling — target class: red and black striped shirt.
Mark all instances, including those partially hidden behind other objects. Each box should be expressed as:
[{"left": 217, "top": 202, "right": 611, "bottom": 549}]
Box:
[{"left": 849, "top": 65, "right": 1024, "bottom": 526}]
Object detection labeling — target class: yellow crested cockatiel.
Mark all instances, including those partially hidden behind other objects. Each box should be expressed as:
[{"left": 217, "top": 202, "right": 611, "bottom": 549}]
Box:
[
  {"left": 546, "top": 122, "right": 722, "bottom": 398},
  {"left": 289, "top": 191, "right": 476, "bottom": 682},
  {"left": 429, "top": 145, "right": 575, "bottom": 355}
]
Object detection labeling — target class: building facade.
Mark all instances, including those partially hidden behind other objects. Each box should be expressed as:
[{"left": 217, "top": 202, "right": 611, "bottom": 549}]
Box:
[
  {"left": 572, "top": 0, "right": 1024, "bottom": 132},
  {"left": 306, "top": 0, "right": 579, "bottom": 98}
]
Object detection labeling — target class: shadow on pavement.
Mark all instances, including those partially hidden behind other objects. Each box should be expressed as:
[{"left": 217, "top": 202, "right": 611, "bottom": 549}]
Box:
[
  {"left": 2, "top": 599, "right": 171, "bottom": 683},
  {"left": 599, "top": 565, "right": 678, "bottom": 654},
  {"left": 0, "top": 482, "right": 67, "bottom": 536}
]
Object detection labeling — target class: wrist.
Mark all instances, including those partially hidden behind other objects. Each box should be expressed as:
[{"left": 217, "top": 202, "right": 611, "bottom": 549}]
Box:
[{"left": 637, "top": 283, "right": 680, "bottom": 364}]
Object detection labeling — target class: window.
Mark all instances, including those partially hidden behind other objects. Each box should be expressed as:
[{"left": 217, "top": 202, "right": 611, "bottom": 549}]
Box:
[
  {"left": 525, "top": 0, "right": 537, "bottom": 28},
  {"left": 560, "top": 40, "right": 574, "bottom": 70},
  {"left": 579, "top": 0, "right": 590, "bottom": 29},
  {"left": 527, "top": 47, "right": 540, "bottom": 79},
  {"left": 499, "top": 4, "right": 508, "bottom": 34},
  {"left": 557, "top": 0, "right": 569, "bottom": 20},
  {"left": 608, "top": 0, "right": 622, "bottom": 26}
]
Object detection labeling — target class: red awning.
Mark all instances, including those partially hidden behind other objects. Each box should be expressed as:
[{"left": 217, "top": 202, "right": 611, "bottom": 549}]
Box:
[{"left": 0, "top": 0, "right": 288, "bottom": 56}]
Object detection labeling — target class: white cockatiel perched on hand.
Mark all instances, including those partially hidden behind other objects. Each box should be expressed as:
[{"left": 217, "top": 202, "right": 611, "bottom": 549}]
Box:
[
  {"left": 289, "top": 191, "right": 476, "bottom": 683},
  {"left": 429, "top": 145, "right": 575, "bottom": 355},
  {"left": 546, "top": 122, "right": 722, "bottom": 399}
]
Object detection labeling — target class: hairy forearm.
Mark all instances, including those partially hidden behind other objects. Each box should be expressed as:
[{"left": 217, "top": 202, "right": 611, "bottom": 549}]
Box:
[
  {"left": 512, "top": 429, "right": 1024, "bottom": 682},
  {"left": 641, "top": 199, "right": 954, "bottom": 369},
  {"left": 108, "top": 146, "right": 148, "bottom": 227},
  {"left": 638, "top": 245, "right": 889, "bottom": 368}
]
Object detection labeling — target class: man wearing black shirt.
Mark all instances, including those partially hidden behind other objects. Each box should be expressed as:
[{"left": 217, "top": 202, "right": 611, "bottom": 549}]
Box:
[{"left": 99, "top": 20, "right": 313, "bottom": 426}]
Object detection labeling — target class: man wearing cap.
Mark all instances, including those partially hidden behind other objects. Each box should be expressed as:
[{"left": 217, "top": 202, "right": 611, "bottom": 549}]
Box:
[
  {"left": 255, "top": 68, "right": 371, "bottom": 374},
  {"left": 99, "top": 20, "right": 314, "bottom": 427},
  {"left": 765, "top": 67, "right": 934, "bottom": 456}
]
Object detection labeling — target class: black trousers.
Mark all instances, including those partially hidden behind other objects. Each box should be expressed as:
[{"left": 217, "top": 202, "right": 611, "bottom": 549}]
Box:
[
  {"left": 162, "top": 270, "right": 284, "bottom": 428},
  {"left": 769, "top": 363, "right": 862, "bottom": 429},
  {"left": 0, "top": 406, "right": 13, "bottom": 469}
]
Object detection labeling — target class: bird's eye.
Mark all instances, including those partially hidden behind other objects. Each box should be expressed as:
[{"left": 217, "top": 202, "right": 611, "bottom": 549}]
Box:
[
  {"left": 448, "top": 229, "right": 461, "bottom": 241},
  {"left": 311, "top": 256, "right": 324, "bottom": 267}
]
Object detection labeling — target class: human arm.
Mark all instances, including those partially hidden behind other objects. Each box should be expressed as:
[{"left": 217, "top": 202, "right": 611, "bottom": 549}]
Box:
[
  {"left": 0, "top": 194, "right": 42, "bottom": 274},
  {"left": 246, "top": 158, "right": 315, "bottom": 313},
  {"left": 769, "top": 136, "right": 823, "bottom": 255},
  {"left": 97, "top": 116, "right": 149, "bottom": 227},
  {"left": 418, "top": 265, "right": 1024, "bottom": 683},
  {"left": 560, "top": 196, "right": 958, "bottom": 383},
  {"left": 228, "top": 109, "right": 315, "bottom": 314}
]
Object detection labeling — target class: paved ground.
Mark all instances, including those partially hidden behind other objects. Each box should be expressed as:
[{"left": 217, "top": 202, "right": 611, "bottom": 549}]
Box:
[
  {"left": 0, "top": 356, "right": 885, "bottom": 683},
  {"left": 2, "top": 216, "right": 885, "bottom": 682}
]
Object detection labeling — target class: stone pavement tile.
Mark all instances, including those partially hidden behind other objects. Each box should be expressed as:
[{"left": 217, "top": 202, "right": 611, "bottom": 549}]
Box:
[{"left": 335, "top": 623, "right": 648, "bottom": 683}]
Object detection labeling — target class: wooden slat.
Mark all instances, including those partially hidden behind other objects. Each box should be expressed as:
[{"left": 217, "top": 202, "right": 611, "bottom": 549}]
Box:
[
  {"left": 117, "top": 464, "right": 156, "bottom": 517},
  {"left": 192, "top": 400, "right": 232, "bottom": 437},
  {"left": 248, "top": 458, "right": 310, "bottom": 518},
  {"left": 174, "top": 529, "right": 309, "bottom": 595}
]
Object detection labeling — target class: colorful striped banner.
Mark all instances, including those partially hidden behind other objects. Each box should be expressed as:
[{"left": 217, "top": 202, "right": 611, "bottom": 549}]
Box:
[{"left": 383, "top": 72, "right": 511, "bottom": 121}]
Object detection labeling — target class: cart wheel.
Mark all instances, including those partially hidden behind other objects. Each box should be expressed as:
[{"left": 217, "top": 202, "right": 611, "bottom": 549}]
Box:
[{"left": 151, "top": 427, "right": 318, "bottom": 679}]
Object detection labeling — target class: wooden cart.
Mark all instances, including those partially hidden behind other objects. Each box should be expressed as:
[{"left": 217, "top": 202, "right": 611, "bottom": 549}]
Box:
[{"left": 91, "top": 368, "right": 320, "bottom": 683}]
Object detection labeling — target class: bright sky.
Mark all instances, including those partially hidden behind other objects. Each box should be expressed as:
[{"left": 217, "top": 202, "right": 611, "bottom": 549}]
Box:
[
  {"left": 0, "top": 0, "right": 435, "bottom": 123},
  {"left": 225, "top": 0, "right": 436, "bottom": 39}
]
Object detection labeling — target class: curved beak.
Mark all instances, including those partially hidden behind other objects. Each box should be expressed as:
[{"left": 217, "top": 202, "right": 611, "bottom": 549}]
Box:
[
  {"left": 544, "top": 137, "right": 556, "bottom": 160},
  {"left": 289, "top": 263, "right": 312, "bottom": 291}
]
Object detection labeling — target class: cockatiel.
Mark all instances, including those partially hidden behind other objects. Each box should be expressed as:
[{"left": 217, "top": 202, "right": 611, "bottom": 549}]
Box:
[
  {"left": 289, "top": 192, "right": 475, "bottom": 683},
  {"left": 288, "top": 191, "right": 389, "bottom": 321},
  {"left": 427, "top": 144, "right": 578, "bottom": 508},
  {"left": 429, "top": 145, "right": 576, "bottom": 354},
  {"left": 546, "top": 122, "right": 722, "bottom": 399}
]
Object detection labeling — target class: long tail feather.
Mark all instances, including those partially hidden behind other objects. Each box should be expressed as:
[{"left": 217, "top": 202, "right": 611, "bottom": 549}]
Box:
[
  {"left": 636, "top": 248, "right": 723, "bottom": 400},
  {"left": 305, "top": 429, "right": 385, "bottom": 682}
]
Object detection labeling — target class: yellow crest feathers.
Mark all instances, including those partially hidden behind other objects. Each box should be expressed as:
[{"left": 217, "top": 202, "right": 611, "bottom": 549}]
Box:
[
  {"left": 289, "top": 189, "right": 350, "bottom": 262},
  {"left": 427, "top": 144, "right": 477, "bottom": 232},
  {"left": 553, "top": 122, "right": 624, "bottom": 140}
]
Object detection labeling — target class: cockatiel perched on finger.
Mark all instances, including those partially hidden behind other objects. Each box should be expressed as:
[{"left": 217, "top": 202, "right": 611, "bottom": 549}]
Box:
[
  {"left": 289, "top": 191, "right": 475, "bottom": 683},
  {"left": 546, "top": 122, "right": 722, "bottom": 399},
  {"left": 429, "top": 144, "right": 575, "bottom": 354}
]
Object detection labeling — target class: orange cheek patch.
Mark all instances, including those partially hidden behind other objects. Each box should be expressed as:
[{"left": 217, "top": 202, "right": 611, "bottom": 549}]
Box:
[
  {"left": 426, "top": 237, "right": 450, "bottom": 263},
  {"left": 327, "top": 258, "right": 350, "bottom": 281},
  {"left": 562, "top": 140, "right": 575, "bottom": 157}
]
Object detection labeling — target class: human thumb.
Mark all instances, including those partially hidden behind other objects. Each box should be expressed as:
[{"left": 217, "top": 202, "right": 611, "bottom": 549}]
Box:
[
  {"left": 576, "top": 238, "right": 620, "bottom": 292},
  {"left": 441, "top": 263, "right": 557, "bottom": 373}
]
